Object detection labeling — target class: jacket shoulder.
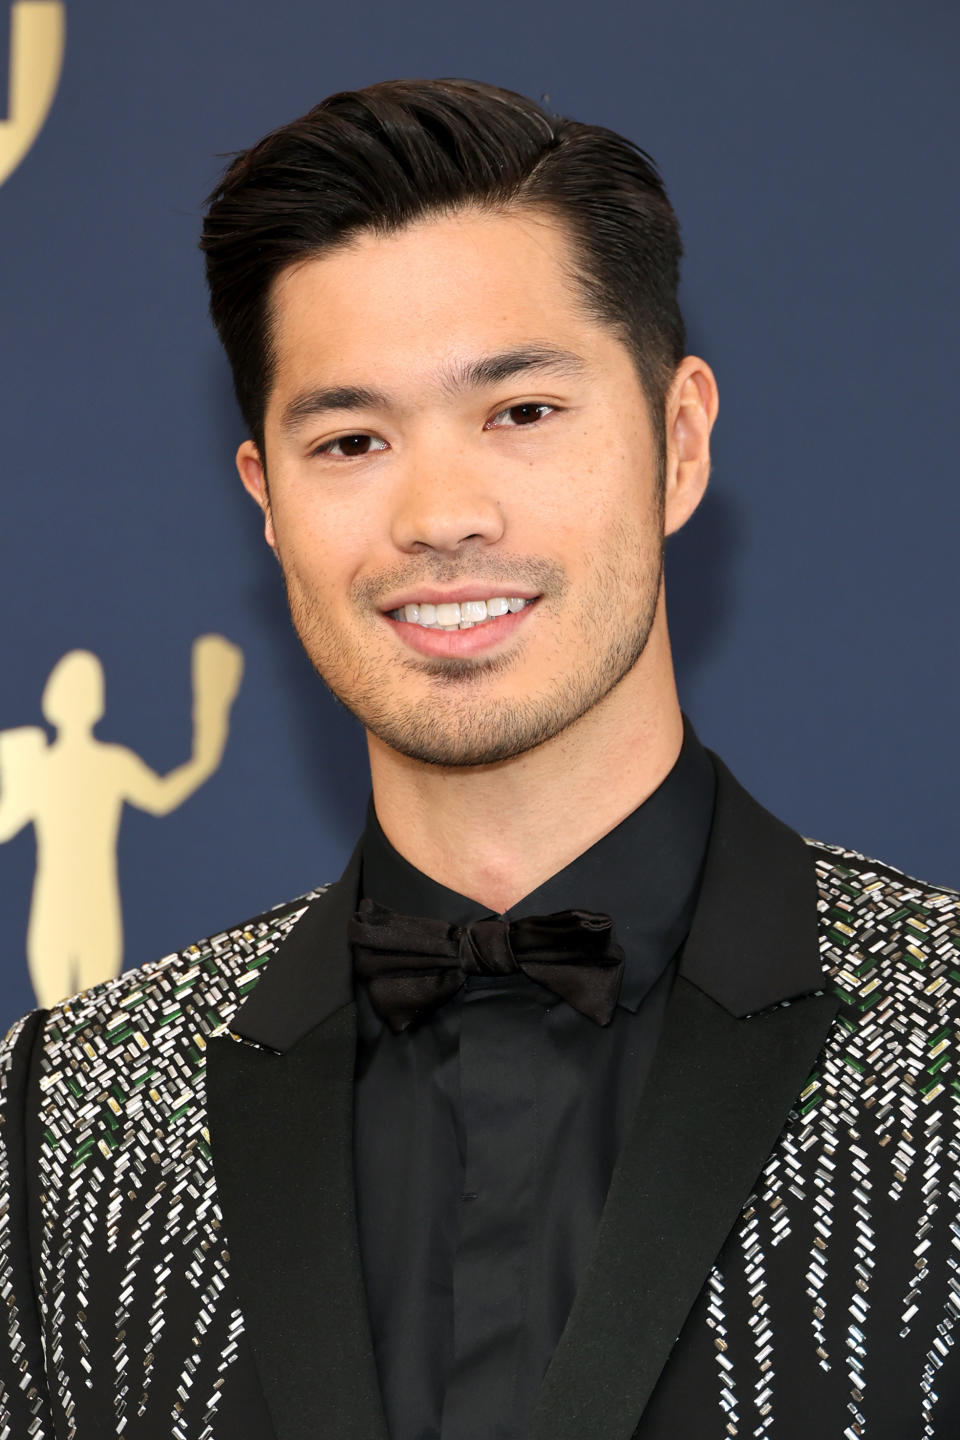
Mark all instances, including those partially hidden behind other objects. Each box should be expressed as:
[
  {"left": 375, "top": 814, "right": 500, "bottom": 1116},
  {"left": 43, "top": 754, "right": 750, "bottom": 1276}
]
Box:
[
  {"left": 807, "top": 838, "right": 959, "bottom": 980},
  {"left": 805, "top": 836, "right": 960, "bottom": 1078},
  {"left": 807, "top": 836, "right": 958, "bottom": 907},
  {"left": 23, "top": 885, "right": 332, "bottom": 1082}
]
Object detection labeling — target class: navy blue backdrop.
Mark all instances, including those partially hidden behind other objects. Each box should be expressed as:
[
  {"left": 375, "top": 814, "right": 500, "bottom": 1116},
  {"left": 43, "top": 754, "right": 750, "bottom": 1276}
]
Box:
[{"left": 1, "top": 0, "right": 957, "bottom": 1032}]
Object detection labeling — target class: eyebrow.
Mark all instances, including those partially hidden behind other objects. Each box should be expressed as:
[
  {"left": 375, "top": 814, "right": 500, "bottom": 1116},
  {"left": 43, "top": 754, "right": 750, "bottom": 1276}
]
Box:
[{"left": 277, "top": 344, "right": 589, "bottom": 436}]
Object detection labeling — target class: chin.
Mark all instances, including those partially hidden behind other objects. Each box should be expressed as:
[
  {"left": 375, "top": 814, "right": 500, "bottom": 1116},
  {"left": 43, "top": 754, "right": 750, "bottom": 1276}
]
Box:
[{"left": 360, "top": 690, "right": 581, "bottom": 770}]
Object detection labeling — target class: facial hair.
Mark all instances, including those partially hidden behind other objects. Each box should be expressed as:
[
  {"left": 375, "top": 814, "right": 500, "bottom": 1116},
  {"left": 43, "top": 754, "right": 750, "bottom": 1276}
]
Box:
[{"left": 279, "top": 500, "right": 664, "bottom": 770}]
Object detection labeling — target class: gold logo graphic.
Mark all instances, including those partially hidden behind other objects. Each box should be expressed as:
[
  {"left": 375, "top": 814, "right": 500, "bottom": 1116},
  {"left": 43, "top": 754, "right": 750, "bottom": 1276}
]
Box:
[
  {"left": 0, "top": 2, "right": 66, "bottom": 189},
  {"left": 0, "top": 635, "right": 244, "bottom": 1007}
]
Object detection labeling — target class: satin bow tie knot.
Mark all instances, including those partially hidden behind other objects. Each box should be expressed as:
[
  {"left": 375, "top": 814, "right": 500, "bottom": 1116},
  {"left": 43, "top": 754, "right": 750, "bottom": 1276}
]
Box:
[
  {"left": 455, "top": 917, "right": 516, "bottom": 976},
  {"left": 348, "top": 897, "right": 625, "bottom": 1032}
]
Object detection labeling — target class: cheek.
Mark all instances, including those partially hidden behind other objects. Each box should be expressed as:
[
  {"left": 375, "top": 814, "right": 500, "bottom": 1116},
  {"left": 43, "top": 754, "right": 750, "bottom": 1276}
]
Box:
[
  {"left": 277, "top": 518, "right": 327, "bottom": 579},
  {"left": 272, "top": 495, "right": 360, "bottom": 595},
  {"left": 561, "top": 461, "right": 647, "bottom": 551}
]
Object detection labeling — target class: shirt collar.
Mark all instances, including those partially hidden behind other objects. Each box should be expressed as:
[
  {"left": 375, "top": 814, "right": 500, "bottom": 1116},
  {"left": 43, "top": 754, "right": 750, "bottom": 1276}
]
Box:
[
  {"left": 359, "top": 714, "right": 717, "bottom": 1012},
  {"left": 228, "top": 735, "right": 826, "bottom": 1054}
]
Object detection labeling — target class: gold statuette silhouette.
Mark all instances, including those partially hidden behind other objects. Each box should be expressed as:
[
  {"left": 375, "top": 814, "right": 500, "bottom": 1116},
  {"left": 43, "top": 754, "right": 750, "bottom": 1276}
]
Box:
[
  {"left": 0, "top": 2, "right": 66, "bottom": 188},
  {"left": 0, "top": 634, "right": 243, "bottom": 1007}
]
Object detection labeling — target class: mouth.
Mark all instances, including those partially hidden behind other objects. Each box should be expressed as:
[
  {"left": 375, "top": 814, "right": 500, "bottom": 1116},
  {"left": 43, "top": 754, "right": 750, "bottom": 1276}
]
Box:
[
  {"left": 385, "top": 596, "right": 536, "bottom": 630},
  {"left": 381, "top": 595, "right": 541, "bottom": 658}
]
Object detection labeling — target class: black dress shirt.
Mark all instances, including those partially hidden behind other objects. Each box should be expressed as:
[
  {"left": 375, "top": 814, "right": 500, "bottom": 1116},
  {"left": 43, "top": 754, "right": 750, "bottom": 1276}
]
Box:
[{"left": 353, "top": 717, "right": 716, "bottom": 1440}]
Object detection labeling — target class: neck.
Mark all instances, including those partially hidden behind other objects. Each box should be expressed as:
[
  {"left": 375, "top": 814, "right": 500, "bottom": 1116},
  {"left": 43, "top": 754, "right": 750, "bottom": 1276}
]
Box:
[{"left": 366, "top": 621, "right": 684, "bottom": 914}]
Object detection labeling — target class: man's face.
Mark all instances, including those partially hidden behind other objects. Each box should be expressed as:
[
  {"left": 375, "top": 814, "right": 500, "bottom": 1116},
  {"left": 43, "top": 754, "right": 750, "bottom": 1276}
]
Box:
[{"left": 239, "top": 207, "right": 681, "bottom": 768}]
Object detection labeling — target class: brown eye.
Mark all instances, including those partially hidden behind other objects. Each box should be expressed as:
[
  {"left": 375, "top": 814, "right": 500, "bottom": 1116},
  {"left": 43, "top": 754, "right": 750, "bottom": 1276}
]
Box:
[
  {"left": 314, "top": 433, "right": 388, "bottom": 458},
  {"left": 338, "top": 435, "right": 374, "bottom": 456},
  {"left": 488, "top": 403, "right": 555, "bottom": 430}
]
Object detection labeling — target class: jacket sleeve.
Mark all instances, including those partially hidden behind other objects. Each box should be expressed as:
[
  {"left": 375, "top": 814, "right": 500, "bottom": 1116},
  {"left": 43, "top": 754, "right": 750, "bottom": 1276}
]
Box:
[{"left": 0, "top": 1008, "right": 55, "bottom": 1438}]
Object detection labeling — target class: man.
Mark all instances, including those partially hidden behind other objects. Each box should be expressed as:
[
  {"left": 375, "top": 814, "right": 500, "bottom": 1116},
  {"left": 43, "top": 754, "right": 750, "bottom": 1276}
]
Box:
[{"left": 0, "top": 77, "right": 957, "bottom": 1440}]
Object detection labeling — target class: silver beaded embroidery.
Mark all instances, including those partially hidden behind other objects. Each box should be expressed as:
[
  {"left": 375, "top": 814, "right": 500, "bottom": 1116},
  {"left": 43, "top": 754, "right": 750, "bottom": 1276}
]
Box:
[
  {"left": 714, "top": 844, "right": 960, "bottom": 1438},
  {"left": 0, "top": 891, "right": 327, "bottom": 1437},
  {"left": 0, "top": 843, "right": 957, "bottom": 1436},
  {"left": 706, "top": 1265, "right": 740, "bottom": 1435},
  {"left": 0, "top": 1012, "right": 49, "bottom": 1436}
]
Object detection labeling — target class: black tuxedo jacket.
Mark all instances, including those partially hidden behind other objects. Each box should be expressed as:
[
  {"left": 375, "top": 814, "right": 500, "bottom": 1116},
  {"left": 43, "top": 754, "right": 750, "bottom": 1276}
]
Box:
[{"left": 1, "top": 752, "right": 959, "bottom": 1438}]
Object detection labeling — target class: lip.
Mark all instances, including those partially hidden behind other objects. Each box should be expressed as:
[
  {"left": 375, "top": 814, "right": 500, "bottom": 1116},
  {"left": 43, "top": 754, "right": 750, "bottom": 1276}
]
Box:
[
  {"left": 383, "top": 598, "right": 540, "bottom": 657},
  {"left": 379, "top": 586, "right": 540, "bottom": 612}
]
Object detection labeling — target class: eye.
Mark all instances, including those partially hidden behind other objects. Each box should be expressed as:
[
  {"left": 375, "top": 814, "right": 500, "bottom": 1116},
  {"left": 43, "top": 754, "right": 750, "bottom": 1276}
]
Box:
[
  {"left": 311, "top": 433, "right": 389, "bottom": 459},
  {"left": 485, "top": 403, "right": 557, "bottom": 430}
]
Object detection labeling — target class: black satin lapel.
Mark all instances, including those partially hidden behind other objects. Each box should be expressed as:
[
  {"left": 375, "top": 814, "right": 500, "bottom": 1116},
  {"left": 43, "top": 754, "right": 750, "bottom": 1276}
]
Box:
[
  {"left": 530, "top": 976, "right": 840, "bottom": 1440},
  {"left": 205, "top": 1010, "right": 388, "bottom": 1440},
  {"left": 230, "top": 837, "right": 363, "bottom": 1053}
]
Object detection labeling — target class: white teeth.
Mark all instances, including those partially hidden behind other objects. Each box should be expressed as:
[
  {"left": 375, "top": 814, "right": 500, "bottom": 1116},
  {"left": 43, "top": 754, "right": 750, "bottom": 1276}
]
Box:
[{"left": 388, "top": 596, "right": 535, "bottom": 628}]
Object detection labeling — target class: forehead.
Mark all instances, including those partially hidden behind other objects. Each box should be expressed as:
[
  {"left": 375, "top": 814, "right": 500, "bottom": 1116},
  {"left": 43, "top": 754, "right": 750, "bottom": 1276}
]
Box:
[{"left": 265, "top": 208, "right": 605, "bottom": 396}]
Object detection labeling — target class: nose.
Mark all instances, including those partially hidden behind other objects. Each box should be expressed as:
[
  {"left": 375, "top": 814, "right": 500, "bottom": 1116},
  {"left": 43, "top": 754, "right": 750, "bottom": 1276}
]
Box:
[{"left": 389, "top": 446, "right": 506, "bottom": 555}]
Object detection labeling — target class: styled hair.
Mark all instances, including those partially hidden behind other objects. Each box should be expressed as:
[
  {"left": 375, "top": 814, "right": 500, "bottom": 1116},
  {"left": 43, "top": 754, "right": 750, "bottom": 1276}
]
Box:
[{"left": 200, "top": 78, "right": 686, "bottom": 464}]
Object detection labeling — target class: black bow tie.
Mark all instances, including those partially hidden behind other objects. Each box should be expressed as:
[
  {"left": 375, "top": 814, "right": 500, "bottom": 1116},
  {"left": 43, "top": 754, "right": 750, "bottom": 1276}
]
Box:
[{"left": 348, "top": 897, "right": 625, "bottom": 1032}]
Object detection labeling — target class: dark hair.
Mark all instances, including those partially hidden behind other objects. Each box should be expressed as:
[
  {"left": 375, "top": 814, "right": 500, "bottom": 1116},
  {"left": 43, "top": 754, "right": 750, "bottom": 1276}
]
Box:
[{"left": 200, "top": 78, "right": 686, "bottom": 464}]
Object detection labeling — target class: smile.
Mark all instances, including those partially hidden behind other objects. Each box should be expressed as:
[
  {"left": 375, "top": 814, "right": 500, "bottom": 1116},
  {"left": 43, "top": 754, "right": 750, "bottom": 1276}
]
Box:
[
  {"left": 382, "top": 596, "right": 540, "bottom": 658},
  {"left": 387, "top": 597, "right": 535, "bottom": 631}
]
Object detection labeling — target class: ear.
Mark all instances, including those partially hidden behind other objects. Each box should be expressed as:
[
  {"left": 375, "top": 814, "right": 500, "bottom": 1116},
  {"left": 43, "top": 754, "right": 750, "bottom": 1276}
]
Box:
[
  {"left": 663, "top": 356, "right": 719, "bottom": 538},
  {"left": 236, "top": 440, "right": 276, "bottom": 550}
]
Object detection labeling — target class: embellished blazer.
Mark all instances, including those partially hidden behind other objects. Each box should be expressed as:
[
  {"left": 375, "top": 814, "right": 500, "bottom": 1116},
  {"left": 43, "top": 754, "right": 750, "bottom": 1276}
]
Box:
[{"left": 1, "top": 752, "right": 959, "bottom": 1439}]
